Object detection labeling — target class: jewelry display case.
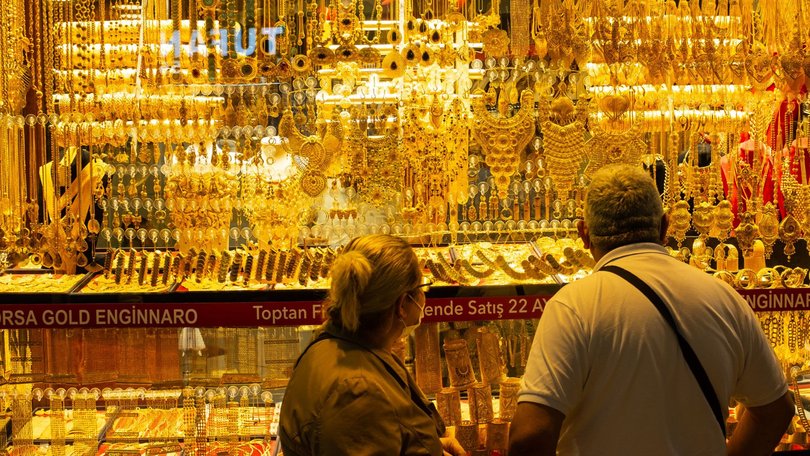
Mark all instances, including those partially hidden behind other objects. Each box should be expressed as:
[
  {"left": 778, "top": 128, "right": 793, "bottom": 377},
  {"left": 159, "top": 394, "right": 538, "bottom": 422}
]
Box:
[
  {"left": 4, "top": 0, "right": 810, "bottom": 453},
  {"left": 0, "top": 282, "right": 810, "bottom": 454}
]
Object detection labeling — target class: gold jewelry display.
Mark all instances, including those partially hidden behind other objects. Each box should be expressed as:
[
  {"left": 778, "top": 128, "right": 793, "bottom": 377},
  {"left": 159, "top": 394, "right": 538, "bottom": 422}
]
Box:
[
  {"left": 486, "top": 419, "right": 509, "bottom": 455},
  {"left": 436, "top": 388, "right": 462, "bottom": 426},
  {"left": 537, "top": 91, "right": 588, "bottom": 204},
  {"left": 476, "top": 326, "right": 504, "bottom": 386},
  {"left": 4, "top": 2, "right": 810, "bottom": 416},
  {"left": 585, "top": 93, "right": 646, "bottom": 177},
  {"left": 781, "top": 121, "right": 810, "bottom": 260},
  {"left": 279, "top": 108, "right": 343, "bottom": 197},
  {"left": 456, "top": 421, "right": 479, "bottom": 454},
  {"left": 468, "top": 382, "right": 494, "bottom": 423},
  {"left": 498, "top": 377, "right": 521, "bottom": 421},
  {"left": 403, "top": 97, "right": 470, "bottom": 226},
  {"left": 442, "top": 338, "right": 476, "bottom": 388},
  {"left": 472, "top": 89, "right": 534, "bottom": 198},
  {"left": 539, "top": 0, "right": 589, "bottom": 68},
  {"left": 414, "top": 323, "right": 443, "bottom": 394},
  {"left": 346, "top": 104, "right": 402, "bottom": 208}
]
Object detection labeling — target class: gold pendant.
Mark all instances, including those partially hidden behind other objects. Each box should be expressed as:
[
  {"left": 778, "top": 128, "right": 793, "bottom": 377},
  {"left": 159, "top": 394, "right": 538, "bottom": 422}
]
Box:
[
  {"left": 667, "top": 200, "right": 691, "bottom": 248},
  {"left": 735, "top": 213, "right": 759, "bottom": 256},
  {"left": 712, "top": 200, "right": 734, "bottom": 241},
  {"left": 757, "top": 202, "right": 779, "bottom": 259},
  {"left": 779, "top": 214, "right": 801, "bottom": 261},
  {"left": 692, "top": 201, "right": 714, "bottom": 237}
]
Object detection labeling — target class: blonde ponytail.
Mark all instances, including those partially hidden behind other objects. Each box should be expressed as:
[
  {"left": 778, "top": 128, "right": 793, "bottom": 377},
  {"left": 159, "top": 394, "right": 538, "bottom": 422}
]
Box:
[
  {"left": 328, "top": 251, "right": 373, "bottom": 332},
  {"left": 325, "top": 234, "right": 421, "bottom": 333}
]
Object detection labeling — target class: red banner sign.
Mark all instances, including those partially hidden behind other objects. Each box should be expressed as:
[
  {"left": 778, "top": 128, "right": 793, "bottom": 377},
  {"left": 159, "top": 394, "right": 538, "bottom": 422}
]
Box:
[
  {"left": 0, "top": 296, "right": 552, "bottom": 329},
  {"left": 0, "top": 301, "right": 326, "bottom": 329},
  {"left": 0, "top": 289, "right": 804, "bottom": 328},
  {"left": 421, "top": 296, "right": 550, "bottom": 322},
  {"left": 739, "top": 288, "right": 810, "bottom": 312}
]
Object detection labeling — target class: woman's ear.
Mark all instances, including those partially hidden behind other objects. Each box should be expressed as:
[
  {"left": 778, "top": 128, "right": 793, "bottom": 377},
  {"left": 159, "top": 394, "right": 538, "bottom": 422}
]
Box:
[{"left": 395, "top": 293, "right": 409, "bottom": 320}]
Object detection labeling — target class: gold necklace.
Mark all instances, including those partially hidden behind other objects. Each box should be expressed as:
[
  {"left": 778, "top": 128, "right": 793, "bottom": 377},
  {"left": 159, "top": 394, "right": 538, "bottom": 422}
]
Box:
[
  {"left": 401, "top": 97, "right": 469, "bottom": 225},
  {"left": 537, "top": 93, "right": 588, "bottom": 204},
  {"left": 542, "top": 1, "right": 584, "bottom": 68},
  {"left": 585, "top": 94, "right": 646, "bottom": 178},
  {"left": 781, "top": 139, "right": 810, "bottom": 260},
  {"left": 472, "top": 89, "right": 534, "bottom": 199},
  {"left": 279, "top": 108, "right": 343, "bottom": 197},
  {"left": 346, "top": 104, "right": 402, "bottom": 208}
]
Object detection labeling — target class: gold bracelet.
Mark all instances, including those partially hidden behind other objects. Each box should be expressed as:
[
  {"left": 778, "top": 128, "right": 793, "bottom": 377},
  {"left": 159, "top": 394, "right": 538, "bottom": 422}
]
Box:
[
  {"left": 218, "top": 251, "right": 232, "bottom": 283},
  {"left": 425, "top": 258, "right": 453, "bottom": 284},
  {"left": 494, "top": 255, "right": 530, "bottom": 281},
  {"left": 712, "top": 270, "right": 736, "bottom": 287},
  {"left": 756, "top": 267, "right": 782, "bottom": 289},
  {"left": 150, "top": 252, "right": 161, "bottom": 287},
  {"left": 782, "top": 267, "right": 808, "bottom": 289},
  {"left": 435, "top": 253, "right": 472, "bottom": 285},
  {"left": 161, "top": 253, "right": 172, "bottom": 285},
  {"left": 735, "top": 269, "right": 757, "bottom": 290},
  {"left": 243, "top": 253, "right": 255, "bottom": 286},
  {"left": 458, "top": 258, "right": 494, "bottom": 278},
  {"left": 255, "top": 249, "right": 268, "bottom": 283},
  {"left": 230, "top": 251, "right": 243, "bottom": 283}
]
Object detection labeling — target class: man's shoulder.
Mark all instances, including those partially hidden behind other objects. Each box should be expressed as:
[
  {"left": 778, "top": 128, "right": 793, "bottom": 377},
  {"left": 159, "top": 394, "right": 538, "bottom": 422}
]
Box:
[{"left": 554, "top": 268, "right": 615, "bottom": 295}]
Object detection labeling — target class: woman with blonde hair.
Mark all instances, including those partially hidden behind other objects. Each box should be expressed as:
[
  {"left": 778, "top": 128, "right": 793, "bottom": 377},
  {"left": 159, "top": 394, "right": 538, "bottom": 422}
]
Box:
[{"left": 280, "top": 234, "right": 464, "bottom": 456}]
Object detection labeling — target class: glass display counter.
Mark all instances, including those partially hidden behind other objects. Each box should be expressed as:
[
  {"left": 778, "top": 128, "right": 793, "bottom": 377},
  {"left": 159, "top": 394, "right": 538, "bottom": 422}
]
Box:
[{"left": 1, "top": 274, "right": 810, "bottom": 454}]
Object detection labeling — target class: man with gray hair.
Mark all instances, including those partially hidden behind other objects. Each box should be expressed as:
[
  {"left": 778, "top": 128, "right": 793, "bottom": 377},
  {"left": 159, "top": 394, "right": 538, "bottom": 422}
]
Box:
[{"left": 509, "top": 164, "right": 793, "bottom": 456}]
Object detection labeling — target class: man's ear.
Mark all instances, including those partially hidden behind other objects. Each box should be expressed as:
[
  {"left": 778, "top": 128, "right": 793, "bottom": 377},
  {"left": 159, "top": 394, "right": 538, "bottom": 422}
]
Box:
[
  {"left": 577, "top": 219, "right": 591, "bottom": 250},
  {"left": 659, "top": 213, "right": 669, "bottom": 244}
]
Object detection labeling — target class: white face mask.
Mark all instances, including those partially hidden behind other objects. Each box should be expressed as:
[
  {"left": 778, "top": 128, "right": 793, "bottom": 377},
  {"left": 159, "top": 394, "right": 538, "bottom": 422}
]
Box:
[
  {"left": 400, "top": 294, "right": 423, "bottom": 339},
  {"left": 401, "top": 320, "right": 420, "bottom": 339}
]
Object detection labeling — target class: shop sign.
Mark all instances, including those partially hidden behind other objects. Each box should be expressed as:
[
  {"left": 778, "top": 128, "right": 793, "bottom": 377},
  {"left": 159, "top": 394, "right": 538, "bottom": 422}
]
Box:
[
  {"left": 421, "top": 296, "right": 550, "bottom": 322},
  {"left": 739, "top": 288, "right": 810, "bottom": 312},
  {"left": 0, "top": 289, "right": 801, "bottom": 328},
  {"left": 0, "top": 301, "right": 326, "bottom": 329}
]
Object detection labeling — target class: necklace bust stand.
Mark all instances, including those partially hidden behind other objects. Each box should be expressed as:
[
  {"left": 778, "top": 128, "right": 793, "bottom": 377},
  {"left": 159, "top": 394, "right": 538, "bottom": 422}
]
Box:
[{"left": 719, "top": 136, "right": 778, "bottom": 228}]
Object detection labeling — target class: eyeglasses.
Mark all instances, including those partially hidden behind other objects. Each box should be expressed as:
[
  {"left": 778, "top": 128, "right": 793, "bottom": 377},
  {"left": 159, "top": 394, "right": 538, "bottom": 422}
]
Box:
[
  {"left": 412, "top": 279, "right": 434, "bottom": 293},
  {"left": 407, "top": 293, "right": 426, "bottom": 314}
]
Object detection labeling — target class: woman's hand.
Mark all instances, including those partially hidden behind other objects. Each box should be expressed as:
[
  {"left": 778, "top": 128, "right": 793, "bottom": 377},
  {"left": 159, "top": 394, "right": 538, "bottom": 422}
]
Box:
[{"left": 441, "top": 436, "right": 466, "bottom": 456}]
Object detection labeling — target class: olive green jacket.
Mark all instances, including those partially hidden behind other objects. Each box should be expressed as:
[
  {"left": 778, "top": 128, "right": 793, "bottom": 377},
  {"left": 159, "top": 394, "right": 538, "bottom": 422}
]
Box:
[{"left": 279, "top": 323, "right": 446, "bottom": 456}]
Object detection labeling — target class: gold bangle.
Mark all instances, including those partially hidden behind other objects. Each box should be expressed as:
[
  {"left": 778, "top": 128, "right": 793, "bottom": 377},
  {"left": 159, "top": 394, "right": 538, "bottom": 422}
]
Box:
[
  {"left": 755, "top": 268, "right": 781, "bottom": 289},
  {"left": 735, "top": 269, "right": 757, "bottom": 290},
  {"left": 712, "top": 270, "right": 736, "bottom": 287},
  {"left": 782, "top": 268, "right": 808, "bottom": 289}
]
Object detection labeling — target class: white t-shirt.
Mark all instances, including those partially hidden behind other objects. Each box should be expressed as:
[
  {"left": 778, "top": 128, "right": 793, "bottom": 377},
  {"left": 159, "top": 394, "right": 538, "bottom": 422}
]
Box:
[{"left": 518, "top": 243, "right": 787, "bottom": 456}]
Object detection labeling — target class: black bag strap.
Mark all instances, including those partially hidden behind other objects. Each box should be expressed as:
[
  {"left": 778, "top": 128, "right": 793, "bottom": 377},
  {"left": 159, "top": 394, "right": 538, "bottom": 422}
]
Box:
[{"left": 601, "top": 265, "right": 726, "bottom": 437}]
